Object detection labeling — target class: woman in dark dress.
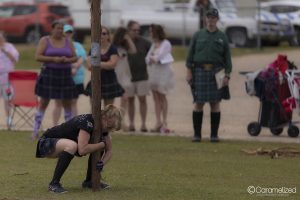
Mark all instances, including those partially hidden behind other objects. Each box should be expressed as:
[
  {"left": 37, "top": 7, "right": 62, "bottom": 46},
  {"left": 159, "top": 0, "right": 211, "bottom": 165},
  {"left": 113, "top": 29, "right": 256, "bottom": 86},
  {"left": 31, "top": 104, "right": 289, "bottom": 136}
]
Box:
[{"left": 86, "top": 26, "right": 124, "bottom": 106}]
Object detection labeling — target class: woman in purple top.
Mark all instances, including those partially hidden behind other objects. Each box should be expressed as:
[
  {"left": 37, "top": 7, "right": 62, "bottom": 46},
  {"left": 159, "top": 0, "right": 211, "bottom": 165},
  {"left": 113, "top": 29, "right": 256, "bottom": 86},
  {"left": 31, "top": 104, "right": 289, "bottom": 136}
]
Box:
[{"left": 32, "top": 21, "right": 78, "bottom": 140}]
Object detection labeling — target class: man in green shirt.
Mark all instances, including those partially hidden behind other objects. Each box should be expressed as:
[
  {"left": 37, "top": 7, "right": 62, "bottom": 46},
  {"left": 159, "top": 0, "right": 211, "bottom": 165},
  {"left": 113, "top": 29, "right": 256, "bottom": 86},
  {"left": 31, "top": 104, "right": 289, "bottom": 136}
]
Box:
[{"left": 186, "top": 8, "right": 232, "bottom": 142}]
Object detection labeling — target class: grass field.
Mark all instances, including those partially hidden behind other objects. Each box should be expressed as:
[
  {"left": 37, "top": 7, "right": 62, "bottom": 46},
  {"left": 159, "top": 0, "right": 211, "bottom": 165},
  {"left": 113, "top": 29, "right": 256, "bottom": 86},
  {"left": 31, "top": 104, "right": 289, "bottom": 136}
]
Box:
[
  {"left": 0, "top": 131, "right": 299, "bottom": 200},
  {"left": 6, "top": 41, "right": 300, "bottom": 199}
]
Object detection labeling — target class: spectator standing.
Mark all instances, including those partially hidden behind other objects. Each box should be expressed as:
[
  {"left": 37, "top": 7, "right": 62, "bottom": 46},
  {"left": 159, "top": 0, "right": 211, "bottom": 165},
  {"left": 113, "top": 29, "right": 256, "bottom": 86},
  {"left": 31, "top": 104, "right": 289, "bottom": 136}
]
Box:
[
  {"left": 32, "top": 21, "right": 78, "bottom": 140},
  {"left": 127, "top": 20, "right": 151, "bottom": 132},
  {"left": 112, "top": 27, "right": 137, "bottom": 131},
  {"left": 52, "top": 24, "right": 87, "bottom": 126},
  {"left": 0, "top": 31, "right": 19, "bottom": 128},
  {"left": 146, "top": 24, "right": 175, "bottom": 133},
  {"left": 186, "top": 8, "right": 232, "bottom": 142},
  {"left": 86, "top": 26, "right": 123, "bottom": 107}
]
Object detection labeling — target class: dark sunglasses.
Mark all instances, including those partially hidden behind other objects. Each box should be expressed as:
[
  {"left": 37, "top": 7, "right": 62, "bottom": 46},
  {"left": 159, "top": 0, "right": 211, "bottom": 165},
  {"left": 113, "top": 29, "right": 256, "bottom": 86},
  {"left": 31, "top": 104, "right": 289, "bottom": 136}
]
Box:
[
  {"left": 101, "top": 32, "right": 108, "bottom": 36},
  {"left": 131, "top": 29, "right": 140, "bottom": 32}
]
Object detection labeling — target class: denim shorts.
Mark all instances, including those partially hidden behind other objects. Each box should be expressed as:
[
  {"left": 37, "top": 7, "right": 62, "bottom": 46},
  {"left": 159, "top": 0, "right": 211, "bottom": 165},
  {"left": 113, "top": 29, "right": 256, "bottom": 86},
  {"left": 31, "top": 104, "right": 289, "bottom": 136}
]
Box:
[{"left": 35, "top": 136, "right": 59, "bottom": 158}]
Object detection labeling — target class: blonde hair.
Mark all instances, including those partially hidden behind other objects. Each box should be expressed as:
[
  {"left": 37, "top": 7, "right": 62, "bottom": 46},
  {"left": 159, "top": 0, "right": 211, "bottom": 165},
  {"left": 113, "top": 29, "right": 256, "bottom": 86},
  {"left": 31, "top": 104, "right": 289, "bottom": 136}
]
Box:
[{"left": 102, "top": 104, "right": 122, "bottom": 132}]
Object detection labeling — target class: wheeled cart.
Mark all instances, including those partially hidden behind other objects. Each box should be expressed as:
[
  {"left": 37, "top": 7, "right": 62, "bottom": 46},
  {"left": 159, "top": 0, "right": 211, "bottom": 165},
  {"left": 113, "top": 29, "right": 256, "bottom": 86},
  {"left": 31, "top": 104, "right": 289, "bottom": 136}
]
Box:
[
  {"left": 245, "top": 55, "right": 299, "bottom": 137},
  {"left": 247, "top": 100, "right": 299, "bottom": 137}
]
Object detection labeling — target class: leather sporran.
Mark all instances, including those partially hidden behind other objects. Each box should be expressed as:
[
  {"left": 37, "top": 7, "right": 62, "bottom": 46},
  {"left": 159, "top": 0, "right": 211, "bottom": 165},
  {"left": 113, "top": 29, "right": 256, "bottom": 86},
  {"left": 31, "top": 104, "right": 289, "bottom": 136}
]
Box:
[{"left": 221, "top": 86, "right": 230, "bottom": 100}]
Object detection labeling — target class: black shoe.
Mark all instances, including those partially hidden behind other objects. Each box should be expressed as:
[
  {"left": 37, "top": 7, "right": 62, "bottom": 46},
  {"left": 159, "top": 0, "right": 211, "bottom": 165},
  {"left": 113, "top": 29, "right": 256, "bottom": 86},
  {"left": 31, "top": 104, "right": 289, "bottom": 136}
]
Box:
[
  {"left": 48, "top": 183, "right": 67, "bottom": 193},
  {"left": 192, "top": 136, "right": 201, "bottom": 142},
  {"left": 82, "top": 180, "right": 110, "bottom": 189},
  {"left": 82, "top": 180, "right": 92, "bottom": 188},
  {"left": 210, "top": 136, "right": 220, "bottom": 143},
  {"left": 100, "top": 181, "right": 110, "bottom": 189}
]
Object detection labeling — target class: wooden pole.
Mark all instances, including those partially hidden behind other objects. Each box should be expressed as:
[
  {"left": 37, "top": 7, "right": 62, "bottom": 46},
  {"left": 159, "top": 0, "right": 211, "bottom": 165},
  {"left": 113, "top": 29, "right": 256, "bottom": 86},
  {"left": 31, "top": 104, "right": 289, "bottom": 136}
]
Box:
[
  {"left": 197, "top": 0, "right": 210, "bottom": 29},
  {"left": 90, "top": 0, "right": 102, "bottom": 191}
]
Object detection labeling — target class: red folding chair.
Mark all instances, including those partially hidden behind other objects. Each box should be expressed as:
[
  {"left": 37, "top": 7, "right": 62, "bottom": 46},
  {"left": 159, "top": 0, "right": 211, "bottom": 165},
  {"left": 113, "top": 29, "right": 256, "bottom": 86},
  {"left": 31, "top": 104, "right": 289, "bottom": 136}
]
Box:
[{"left": 8, "top": 71, "right": 38, "bottom": 130}]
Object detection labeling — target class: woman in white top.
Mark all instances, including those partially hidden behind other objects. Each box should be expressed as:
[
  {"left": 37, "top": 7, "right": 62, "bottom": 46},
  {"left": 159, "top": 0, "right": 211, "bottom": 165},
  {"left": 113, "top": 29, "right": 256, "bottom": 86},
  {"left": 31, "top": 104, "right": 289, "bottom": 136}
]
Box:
[{"left": 146, "top": 24, "right": 175, "bottom": 133}]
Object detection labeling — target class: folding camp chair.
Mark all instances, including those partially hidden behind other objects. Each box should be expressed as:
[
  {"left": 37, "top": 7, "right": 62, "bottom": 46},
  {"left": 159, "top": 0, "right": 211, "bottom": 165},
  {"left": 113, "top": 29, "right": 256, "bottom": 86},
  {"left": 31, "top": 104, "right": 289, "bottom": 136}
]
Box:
[{"left": 7, "top": 71, "right": 38, "bottom": 130}]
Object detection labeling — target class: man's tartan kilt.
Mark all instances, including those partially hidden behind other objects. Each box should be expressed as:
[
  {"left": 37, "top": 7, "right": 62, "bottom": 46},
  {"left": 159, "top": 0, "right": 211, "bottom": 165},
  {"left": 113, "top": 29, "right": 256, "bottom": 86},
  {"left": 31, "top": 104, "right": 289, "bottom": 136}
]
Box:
[{"left": 192, "top": 67, "right": 222, "bottom": 103}]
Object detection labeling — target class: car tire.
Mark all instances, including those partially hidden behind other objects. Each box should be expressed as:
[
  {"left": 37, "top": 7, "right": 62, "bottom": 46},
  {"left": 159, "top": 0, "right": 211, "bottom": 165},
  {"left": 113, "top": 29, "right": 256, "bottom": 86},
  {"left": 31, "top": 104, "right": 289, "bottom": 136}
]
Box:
[{"left": 294, "top": 27, "right": 300, "bottom": 46}]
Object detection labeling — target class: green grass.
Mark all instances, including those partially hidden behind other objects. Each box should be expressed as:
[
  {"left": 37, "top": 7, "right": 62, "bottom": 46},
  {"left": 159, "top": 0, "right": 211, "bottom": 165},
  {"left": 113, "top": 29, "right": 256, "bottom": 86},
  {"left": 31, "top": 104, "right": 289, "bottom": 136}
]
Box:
[
  {"left": 15, "top": 43, "right": 300, "bottom": 70},
  {"left": 0, "top": 130, "right": 299, "bottom": 200}
]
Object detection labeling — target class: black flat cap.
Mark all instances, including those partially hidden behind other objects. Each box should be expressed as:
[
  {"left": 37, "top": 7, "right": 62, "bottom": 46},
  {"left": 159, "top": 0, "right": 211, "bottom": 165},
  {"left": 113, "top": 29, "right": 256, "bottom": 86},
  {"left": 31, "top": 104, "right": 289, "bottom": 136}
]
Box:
[{"left": 206, "top": 8, "right": 219, "bottom": 18}]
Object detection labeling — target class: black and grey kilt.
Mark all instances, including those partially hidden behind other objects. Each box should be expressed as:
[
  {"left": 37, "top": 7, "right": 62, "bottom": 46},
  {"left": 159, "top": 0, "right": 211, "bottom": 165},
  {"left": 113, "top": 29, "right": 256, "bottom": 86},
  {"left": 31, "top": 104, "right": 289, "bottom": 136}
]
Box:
[
  {"left": 192, "top": 67, "right": 222, "bottom": 103},
  {"left": 35, "top": 67, "right": 78, "bottom": 99},
  {"left": 86, "top": 70, "right": 124, "bottom": 99},
  {"left": 35, "top": 136, "right": 58, "bottom": 158}
]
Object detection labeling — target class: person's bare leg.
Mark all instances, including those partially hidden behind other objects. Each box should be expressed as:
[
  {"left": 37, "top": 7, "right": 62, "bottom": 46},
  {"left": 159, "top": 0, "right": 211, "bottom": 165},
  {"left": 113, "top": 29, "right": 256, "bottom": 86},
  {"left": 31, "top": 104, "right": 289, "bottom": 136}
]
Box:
[
  {"left": 160, "top": 93, "right": 168, "bottom": 129},
  {"left": 48, "top": 139, "right": 78, "bottom": 158},
  {"left": 152, "top": 91, "right": 162, "bottom": 131},
  {"left": 4, "top": 99, "right": 9, "bottom": 117},
  {"left": 138, "top": 95, "right": 147, "bottom": 131},
  {"left": 4, "top": 99, "right": 11, "bottom": 128},
  {"left": 128, "top": 97, "right": 135, "bottom": 131},
  {"left": 47, "top": 139, "right": 76, "bottom": 190},
  {"left": 120, "top": 95, "right": 128, "bottom": 131},
  {"left": 53, "top": 100, "right": 63, "bottom": 126},
  {"left": 62, "top": 99, "right": 73, "bottom": 122},
  {"left": 104, "top": 98, "right": 114, "bottom": 107},
  {"left": 71, "top": 99, "right": 78, "bottom": 116}
]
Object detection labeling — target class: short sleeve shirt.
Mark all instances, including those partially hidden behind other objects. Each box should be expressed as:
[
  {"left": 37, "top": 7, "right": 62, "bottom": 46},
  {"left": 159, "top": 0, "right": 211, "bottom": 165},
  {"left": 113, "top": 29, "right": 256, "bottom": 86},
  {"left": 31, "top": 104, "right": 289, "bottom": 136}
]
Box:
[
  {"left": 43, "top": 114, "right": 94, "bottom": 142},
  {"left": 88, "top": 45, "right": 119, "bottom": 82},
  {"left": 127, "top": 36, "right": 151, "bottom": 82}
]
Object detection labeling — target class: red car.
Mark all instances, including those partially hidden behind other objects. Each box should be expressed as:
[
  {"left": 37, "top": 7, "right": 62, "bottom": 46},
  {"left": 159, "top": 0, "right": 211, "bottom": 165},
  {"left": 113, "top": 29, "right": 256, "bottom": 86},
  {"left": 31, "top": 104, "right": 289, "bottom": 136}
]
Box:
[{"left": 0, "top": 2, "right": 73, "bottom": 43}]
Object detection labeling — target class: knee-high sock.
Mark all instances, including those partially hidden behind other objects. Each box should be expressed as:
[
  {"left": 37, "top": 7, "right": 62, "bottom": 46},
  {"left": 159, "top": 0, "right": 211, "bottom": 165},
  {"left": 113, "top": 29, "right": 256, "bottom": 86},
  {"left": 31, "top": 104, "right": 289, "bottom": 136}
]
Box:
[
  {"left": 33, "top": 110, "right": 44, "bottom": 134},
  {"left": 193, "top": 111, "right": 203, "bottom": 137},
  {"left": 50, "top": 151, "right": 74, "bottom": 185},
  {"left": 64, "top": 110, "right": 73, "bottom": 122},
  {"left": 211, "top": 112, "right": 221, "bottom": 138}
]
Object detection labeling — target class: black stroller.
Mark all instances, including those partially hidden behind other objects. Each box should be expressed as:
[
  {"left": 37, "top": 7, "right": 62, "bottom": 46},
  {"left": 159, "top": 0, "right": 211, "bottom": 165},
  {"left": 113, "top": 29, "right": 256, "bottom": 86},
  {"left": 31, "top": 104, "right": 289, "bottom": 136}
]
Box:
[{"left": 243, "top": 55, "right": 299, "bottom": 137}]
